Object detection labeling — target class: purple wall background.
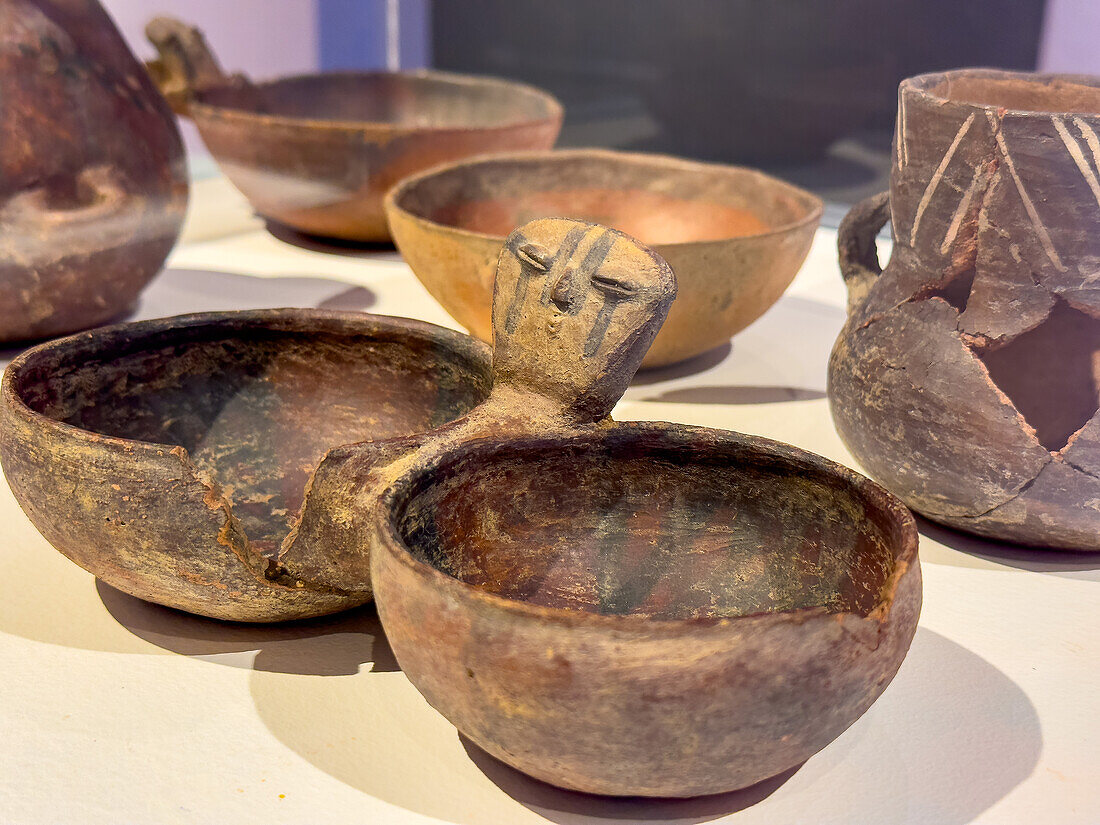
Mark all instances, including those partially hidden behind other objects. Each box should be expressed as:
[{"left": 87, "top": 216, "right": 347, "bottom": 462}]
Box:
[
  {"left": 102, "top": 0, "right": 429, "bottom": 161},
  {"left": 1040, "top": 0, "right": 1100, "bottom": 74}
]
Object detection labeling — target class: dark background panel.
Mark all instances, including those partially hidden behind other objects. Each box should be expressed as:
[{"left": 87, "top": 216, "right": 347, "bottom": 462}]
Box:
[{"left": 432, "top": 0, "right": 1046, "bottom": 212}]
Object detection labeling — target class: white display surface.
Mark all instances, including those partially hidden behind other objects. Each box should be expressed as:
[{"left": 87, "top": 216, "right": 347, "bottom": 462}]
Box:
[{"left": 1, "top": 178, "right": 1096, "bottom": 825}]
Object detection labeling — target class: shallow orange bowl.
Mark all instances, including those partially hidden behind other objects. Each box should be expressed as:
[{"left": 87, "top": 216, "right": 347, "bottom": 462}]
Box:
[{"left": 385, "top": 149, "right": 823, "bottom": 367}]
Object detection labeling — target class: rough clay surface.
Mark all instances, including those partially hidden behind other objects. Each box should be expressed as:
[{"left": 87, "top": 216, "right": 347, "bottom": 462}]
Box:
[
  {"left": 1, "top": 218, "right": 921, "bottom": 796},
  {"left": 385, "top": 149, "right": 822, "bottom": 366},
  {"left": 831, "top": 70, "right": 1100, "bottom": 550},
  {"left": 0, "top": 0, "right": 187, "bottom": 341},
  {"left": 0, "top": 310, "right": 492, "bottom": 621},
  {"left": 369, "top": 219, "right": 920, "bottom": 797},
  {"left": 145, "top": 16, "right": 561, "bottom": 242}
]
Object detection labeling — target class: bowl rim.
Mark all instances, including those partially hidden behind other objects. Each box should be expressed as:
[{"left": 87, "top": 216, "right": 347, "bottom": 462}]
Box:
[
  {"left": 383, "top": 148, "right": 825, "bottom": 248},
  {"left": 375, "top": 419, "right": 919, "bottom": 632},
  {"left": 2, "top": 307, "right": 492, "bottom": 457},
  {"left": 902, "top": 67, "right": 1100, "bottom": 118},
  {"left": 188, "top": 68, "right": 564, "bottom": 136}
]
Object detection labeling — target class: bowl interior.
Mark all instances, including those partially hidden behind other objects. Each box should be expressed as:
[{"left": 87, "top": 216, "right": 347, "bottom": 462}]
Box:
[
  {"left": 16, "top": 319, "right": 490, "bottom": 554},
  {"left": 196, "top": 73, "right": 557, "bottom": 129},
  {"left": 393, "top": 154, "right": 820, "bottom": 245},
  {"left": 922, "top": 71, "right": 1100, "bottom": 115},
  {"left": 396, "top": 430, "right": 904, "bottom": 620}
]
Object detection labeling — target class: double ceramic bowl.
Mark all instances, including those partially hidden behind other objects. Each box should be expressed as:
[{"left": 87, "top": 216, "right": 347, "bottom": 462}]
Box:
[{"left": 0, "top": 219, "right": 919, "bottom": 797}]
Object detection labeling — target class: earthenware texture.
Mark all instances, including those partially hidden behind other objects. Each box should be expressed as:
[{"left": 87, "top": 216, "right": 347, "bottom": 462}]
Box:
[
  {"left": 145, "top": 17, "right": 562, "bottom": 242},
  {"left": 360, "top": 218, "right": 921, "bottom": 797},
  {"left": 385, "top": 149, "right": 822, "bottom": 367},
  {"left": 0, "top": 0, "right": 187, "bottom": 342},
  {"left": 0, "top": 309, "right": 492, "bottom": 621},
  {"left": 830, "top": 69, "right": 1100, "bottom": 550},
  {"left": 1, "top": 218, "right": 920, "bottom": 796}
]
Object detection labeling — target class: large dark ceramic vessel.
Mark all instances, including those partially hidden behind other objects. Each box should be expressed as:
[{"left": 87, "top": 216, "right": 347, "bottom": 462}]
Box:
[
  {"left": 830, "top": 69, "right": 1100, "bottom": 550},
  {"left": 0, "top": 0, "right": 187, "bottom": 342}
]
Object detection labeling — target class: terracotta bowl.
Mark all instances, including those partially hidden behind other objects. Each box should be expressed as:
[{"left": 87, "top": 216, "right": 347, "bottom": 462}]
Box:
[
  {"left": 0, "top": 309, "right": 491, "bottom": 621},
  {"left": 373, "top": 422, "right": 921, "bottom": 797},
  {"left": 146, "top": 18, "right": 562, "bottom": 242},
  {"left": 384, "top": 149, "right": 822, "bottom": 367}
]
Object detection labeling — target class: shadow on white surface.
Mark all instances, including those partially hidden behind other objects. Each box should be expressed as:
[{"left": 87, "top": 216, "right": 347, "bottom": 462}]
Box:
[
  {"left": 133, "top": 267, "right": 377, "bottom": 319},
  {"left": 244, "top": 627, "right": 1040, "bottom": 825},
  {"left": 264, "top": 219, "right": 402, "bottom": 259},
  {"left": 459, "top": 736, "right": 803, "bottom": 821},
  {"left": 630, "top": 343, "right": 734, "bottom": 385},
  {"left": 623, "top": 296, "right": 846, "bottom": 405},
  {"left": 643, "top": 386, "right": 826, "bottom": 404},
  {"left": 917, "top": 517, "right": 1100, "bottom": 581},
  {"left": 96, "top": 581, "right": 398, "bottom": 675}
]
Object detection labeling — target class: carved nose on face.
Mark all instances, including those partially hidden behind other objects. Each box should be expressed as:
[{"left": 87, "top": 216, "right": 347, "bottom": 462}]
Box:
[{"left": 550, "top": 264, "right": 582, "bottom": 311}]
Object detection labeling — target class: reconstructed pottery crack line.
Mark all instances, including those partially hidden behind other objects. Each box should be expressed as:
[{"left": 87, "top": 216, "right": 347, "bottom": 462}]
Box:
[
  {"left": 1063, "top": 454, "right": 1100, "bottom": 482},
  {"left": 961, "top": 460, "right": 1050, "bottom": 521}
]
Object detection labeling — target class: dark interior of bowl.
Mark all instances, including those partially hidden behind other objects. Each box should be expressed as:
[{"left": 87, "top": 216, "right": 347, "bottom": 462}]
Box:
[
  {"left": 17, "top": 318, "right": 490, "bottom": 554},
  {"left": 927, "top": 72, "right": 1100, "bottom": 114},
  {"left": 394, "top": 154, "right": 818, "bottom": 245},
  {"left": 397, "top": 429, "right": 903, "bottom": 620},
  {"left": 197, "top": 73, "right": 555, "bottom": 129}
]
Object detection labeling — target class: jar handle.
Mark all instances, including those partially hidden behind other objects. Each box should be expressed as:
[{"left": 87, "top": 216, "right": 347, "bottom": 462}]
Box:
[{"left": 838, "top": 191, "right": 891, "bottom": 313}]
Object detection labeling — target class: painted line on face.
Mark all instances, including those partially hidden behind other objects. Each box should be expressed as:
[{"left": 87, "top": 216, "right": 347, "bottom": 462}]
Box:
[
  {"left": 570, "top": 229, "right": 617, "bottom": 314},
  {"left": 502, "top": 231, "right": 531, "bottom": 334},
  {"left": 575, "top": 229, "right": 624, "bottom": 357},
  {"left": 585, "top": 298, "right": 618, "bottom": 358},
  {"left": 541, "top": 223, "right": 590, "bottom": 304}
]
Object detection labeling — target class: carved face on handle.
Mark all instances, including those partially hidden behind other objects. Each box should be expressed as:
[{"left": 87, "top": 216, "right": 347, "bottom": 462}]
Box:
[{"left": 492, "top": 218, "right": 676, "bottom": 421}]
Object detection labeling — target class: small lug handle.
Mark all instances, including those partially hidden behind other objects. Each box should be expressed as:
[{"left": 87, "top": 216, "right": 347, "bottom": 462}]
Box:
[{"left": 144, "top": 16, "right": 234, "bottom": 115}]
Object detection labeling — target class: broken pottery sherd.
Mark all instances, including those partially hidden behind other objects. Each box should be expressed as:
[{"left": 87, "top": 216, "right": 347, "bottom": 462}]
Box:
[
  {"left": 360, "top": 218, "right": 920, "bottom": 797},
  {"left": 830, "top": 69, "right": 1100, "bottom": 550},
  {"left": 0, "top": 309, "right": 491, "bottom": 621},
  {"left": 1, "top": 0, "right": 188, "bottom": 342},
  {"left": 144, "top": 17, "right": 562, "bottom": 242},
  {"left": 384, "top": 149, "right": 822, "bottom": 367}
]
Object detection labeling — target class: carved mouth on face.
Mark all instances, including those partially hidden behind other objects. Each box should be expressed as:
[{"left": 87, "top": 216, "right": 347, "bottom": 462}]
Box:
[{"left": 547, "top": 311, "right": 564, "bottom": 337}]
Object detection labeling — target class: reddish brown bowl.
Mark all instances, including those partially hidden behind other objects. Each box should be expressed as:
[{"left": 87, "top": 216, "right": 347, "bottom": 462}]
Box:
[
  {"left": 0, "top": 309, "right": 491, "bottom": 621},
  {"left": 372, "top": 422, "right": 921, "bottom": 796},
  {"left": 146, "top": 17, "right": 562, "bottom": 242}
]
